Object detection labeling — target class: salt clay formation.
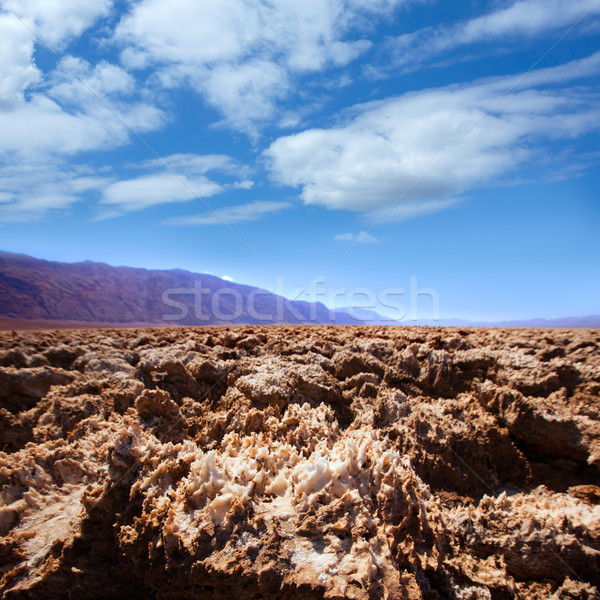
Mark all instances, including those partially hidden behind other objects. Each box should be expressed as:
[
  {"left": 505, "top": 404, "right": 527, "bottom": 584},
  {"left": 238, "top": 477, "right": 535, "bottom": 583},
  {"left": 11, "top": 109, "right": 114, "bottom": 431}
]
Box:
[{"left": 0, "top": 326, "right": 599, "bottom": 599}]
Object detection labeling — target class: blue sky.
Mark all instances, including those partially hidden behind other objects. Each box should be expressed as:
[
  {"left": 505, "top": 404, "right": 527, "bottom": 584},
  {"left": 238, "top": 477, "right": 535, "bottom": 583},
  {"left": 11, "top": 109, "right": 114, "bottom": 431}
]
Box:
[{"left": 0, "top": 0, "right": 599, "bottom": 321}]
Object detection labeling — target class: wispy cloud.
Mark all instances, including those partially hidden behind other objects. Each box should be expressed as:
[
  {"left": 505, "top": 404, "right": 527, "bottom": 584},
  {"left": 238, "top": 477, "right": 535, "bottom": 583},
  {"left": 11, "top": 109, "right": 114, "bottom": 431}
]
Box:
[
  {"left": 98, "top": 173, "right": 223, "bottom": 218},
  {"left": 366, "top": 198, "right": 461, "bottom": 223},
  {"left": 94, "top": 152, "right": 256, "bottom": 219},
  {"left": 0, "top": 146, "right": 254, "bottom": 223},
  {"left": 134, "top": 153, "right": 242, "bottom": 176},
  {"left": 382, "top": 0, "right": 600, "bottom": 74},
  {"left": 164, "top": 200, "right": 291, "bottom": 226},
  {"left": 0, "top": 159, "right": 108, "bottom": 223},
  {"left": 334, "top": 231, "right": 379, "bottom": 243}
]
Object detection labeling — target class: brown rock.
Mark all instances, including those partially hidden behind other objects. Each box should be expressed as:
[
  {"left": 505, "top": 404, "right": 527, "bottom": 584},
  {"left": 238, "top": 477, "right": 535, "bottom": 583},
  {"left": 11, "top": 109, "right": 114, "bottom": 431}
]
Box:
[{"left": 0, "top": 325, "right": 598, "bottom": 599}]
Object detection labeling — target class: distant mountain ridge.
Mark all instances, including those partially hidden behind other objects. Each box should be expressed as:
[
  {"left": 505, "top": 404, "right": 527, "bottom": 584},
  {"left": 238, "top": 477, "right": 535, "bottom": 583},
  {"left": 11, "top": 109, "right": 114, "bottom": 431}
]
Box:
[
  {"left": 1, "top": 251, "right": 598, "bottom": 329},
  {"left": 405, "top": 316, "right": 600, "bottom": 329},
  {"left": 0, "top": 251, "right": 364, "bottom": 326}
]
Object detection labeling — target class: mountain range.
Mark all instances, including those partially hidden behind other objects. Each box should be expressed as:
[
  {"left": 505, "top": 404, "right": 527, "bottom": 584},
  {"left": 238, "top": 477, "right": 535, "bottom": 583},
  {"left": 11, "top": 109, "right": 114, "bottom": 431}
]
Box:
[
  {"left": 0, "top": 250, "right": 363, "bottom": 327},
  {"left": 1, "top": 251, "right": 598, "bottom": 329}
]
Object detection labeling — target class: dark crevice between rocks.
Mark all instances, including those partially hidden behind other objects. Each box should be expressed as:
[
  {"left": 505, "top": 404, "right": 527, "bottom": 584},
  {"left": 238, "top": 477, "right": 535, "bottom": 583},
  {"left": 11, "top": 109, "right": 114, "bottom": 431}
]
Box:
[
  {"left": 0, "top": 410, "right": 34, "bottom": 453},
  {"left": 510, "top": 438, "right": 600, "bottom": 492}
]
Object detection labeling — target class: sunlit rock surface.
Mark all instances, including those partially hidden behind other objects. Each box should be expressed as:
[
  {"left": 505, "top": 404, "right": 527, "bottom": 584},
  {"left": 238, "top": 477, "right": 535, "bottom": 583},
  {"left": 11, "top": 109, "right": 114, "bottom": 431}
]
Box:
[{"left": 0, "top": 326, "right": 599, "bottom": 599}]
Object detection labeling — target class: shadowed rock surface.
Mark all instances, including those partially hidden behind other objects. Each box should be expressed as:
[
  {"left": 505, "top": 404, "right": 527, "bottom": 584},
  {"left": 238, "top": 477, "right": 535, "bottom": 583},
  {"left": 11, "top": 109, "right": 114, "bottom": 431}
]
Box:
[{"left": 0, "top": 325, "right": 598, "bottom": 599}]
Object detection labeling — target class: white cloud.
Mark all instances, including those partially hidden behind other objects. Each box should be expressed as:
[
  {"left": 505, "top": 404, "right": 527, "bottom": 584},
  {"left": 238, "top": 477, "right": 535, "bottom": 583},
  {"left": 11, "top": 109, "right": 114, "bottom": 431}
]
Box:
[
  {"left": 0, "top": 2, "right": 165, "bottom": 162},
  {"left": 48, "top": 57, "right": 136, "bottom": 106},
  {"left": 367, "top": 198, "right": 462, "bottom": 223},
  {"left": 115, "top": 0, "right": 384, "bottom": 72},
  {"left": 0, "top": 0, "right": 228, "bottom": 225},
  {"left": 265, "top": 54, "right": 600, "bottom": 218},
  {"left": 459, "top": 0, "right": 599, "bottom": 40},
  {"left": 221, "top": 275, "right": 234, "bottom": 282},
  {"left": 0, "top": 0, "right": 114, "bottom": 111},
  {"left": 0, "top": 94, "right": 164, "bottom": 157},
  {"left": 0, "top": 36, "right": 164, "bottom": 160},
  {"left": 165, "top": 200, "right": 291, "bottom": 226},
  {"left": 0, "top": 15, "right": 40, "bottom": 107},
  {"left": 115, "top": 0, "right": 250, "bottom": 65},
  {"left": 202, "top": 59, "right": 289, "bottom": 134},
  {"left": 1, "top": 0, "right": 112, "bottom": 47},
  {"left": 334, "top": 231, "right": 379, "bottom": 243},
  {"left": 385, "top": 0, "right": 600, "bottom": 72},
  {"left": 99, "top": 173, "right": 223, "bottom": 216},
  {"left": 233, "top": 180, "right": 254, "bottom": 190},
  {"left": 93, "top": 153, "right": 255, "bottom": 219},
  {"left": 113, "top": 0, "right": 408, "bottom": 132},
  {"left": 511, "top": 51, "right": 600, "bottom": 88},
  {"left": 0, "top": 148, "right": 252, "bottom": 223},
  {"left": 0, "top": 0, "right": 113, "bottom": 115}
]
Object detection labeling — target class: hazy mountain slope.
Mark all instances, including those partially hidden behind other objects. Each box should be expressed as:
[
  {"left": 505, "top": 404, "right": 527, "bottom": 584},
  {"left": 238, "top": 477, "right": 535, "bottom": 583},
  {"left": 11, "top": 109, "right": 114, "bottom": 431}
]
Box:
[
  {"left": 1, "top": 251, "right": 597, "bottom": 328},
  {"left": 409, "top": 316, "right": 600, "bottom": 328},
  {"left": 0, "top": 251, "right": 359, "bottom": 326}
]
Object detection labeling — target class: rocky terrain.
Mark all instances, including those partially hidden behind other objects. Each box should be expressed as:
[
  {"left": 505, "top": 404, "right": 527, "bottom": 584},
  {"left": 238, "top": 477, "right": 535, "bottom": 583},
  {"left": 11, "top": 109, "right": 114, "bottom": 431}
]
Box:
[{"left": 0, "top": 325, "right": 598, "bottom": 599}]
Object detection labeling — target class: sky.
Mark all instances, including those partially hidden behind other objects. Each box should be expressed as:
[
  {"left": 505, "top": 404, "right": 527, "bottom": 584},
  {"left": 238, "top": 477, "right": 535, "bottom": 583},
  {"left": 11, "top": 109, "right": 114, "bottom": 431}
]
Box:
[{"left": 0, "top": 0, "right": 599, "bottom": 321}]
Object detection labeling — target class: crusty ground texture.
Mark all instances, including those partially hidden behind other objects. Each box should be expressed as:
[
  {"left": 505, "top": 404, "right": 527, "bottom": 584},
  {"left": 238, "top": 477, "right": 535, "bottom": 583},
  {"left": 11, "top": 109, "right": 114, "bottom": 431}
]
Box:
[{"left": 0, "top": 326, "right": 598, "bottom": 599}]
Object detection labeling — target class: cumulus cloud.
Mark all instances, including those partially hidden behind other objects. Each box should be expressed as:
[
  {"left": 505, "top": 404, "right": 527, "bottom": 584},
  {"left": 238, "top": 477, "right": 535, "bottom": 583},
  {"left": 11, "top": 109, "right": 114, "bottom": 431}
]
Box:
[
  {"left": 113, "top": 0, "right": 408, "bottom": 133},
  {"left": 0, "top": 0, "right": 165, "bottom": 161},
  {"left": 0, "top": 2, "right": 167, "bottom": 221},
  {"left": 383, "top": 0, "right": 600, "bottom": 73},
  {"left": 115, "top": 0, "right": 383, "bottom": 72},
  {"left": 265, "top": 53, "right": 600, "bottom": 220},
  {"left": 1, "top": 1, "right": 275, "bottom": 226},
  {"left": 48, "top": 57, "right": 136, "bottom": 106},
  {"left": 0, "top": 0, "right": 113, "bottom": 109},
  {"left": 1, "top": 0, "right": 112, "bottom": 48},
  {"left": 0, "top": 20, "right": 164, "bottom": 159},
  {"left": 0, "top": 15, "right": 40, "bottom": 107},
  {"left": 334, "top": 232, "right": 379, "bottom": 244},
  {"left": 201, "top": 59, "right": 290, "bottom": 132},
  {"left": 164, "top": 201, "right": 291, "bottom": 226}
]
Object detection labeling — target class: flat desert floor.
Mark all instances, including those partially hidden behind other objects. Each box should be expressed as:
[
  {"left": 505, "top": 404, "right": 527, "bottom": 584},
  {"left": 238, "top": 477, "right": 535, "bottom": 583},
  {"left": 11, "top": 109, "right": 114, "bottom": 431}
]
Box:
[{"left": 0, "top": 326, "right": 598, "bottom": 599}]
